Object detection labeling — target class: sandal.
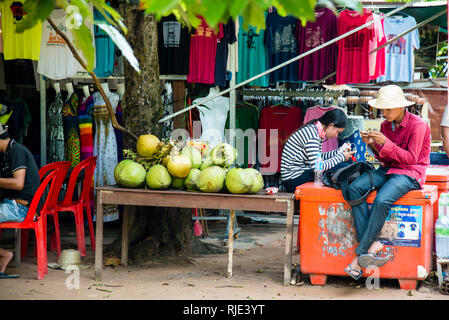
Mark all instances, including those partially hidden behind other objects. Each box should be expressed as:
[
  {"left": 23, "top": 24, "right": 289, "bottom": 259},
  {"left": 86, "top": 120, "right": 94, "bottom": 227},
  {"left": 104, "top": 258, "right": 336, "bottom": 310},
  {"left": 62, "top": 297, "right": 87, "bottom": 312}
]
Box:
[
  {"left": 358, "top": 252, "right": 389, "bottom": 269},
  {"left": 0, "top": 272, "right": 19, "bottom": 279},
  {"left": 344, "top": 265, "right": 363, "bottom": 280}
]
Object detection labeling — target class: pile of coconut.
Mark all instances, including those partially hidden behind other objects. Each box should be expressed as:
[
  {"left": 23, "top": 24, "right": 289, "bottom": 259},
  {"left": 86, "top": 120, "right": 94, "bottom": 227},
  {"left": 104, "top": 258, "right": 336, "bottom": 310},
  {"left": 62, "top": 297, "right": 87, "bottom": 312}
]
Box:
[{"left": 114, "top": 134, "right": 264, "bottom": 194}]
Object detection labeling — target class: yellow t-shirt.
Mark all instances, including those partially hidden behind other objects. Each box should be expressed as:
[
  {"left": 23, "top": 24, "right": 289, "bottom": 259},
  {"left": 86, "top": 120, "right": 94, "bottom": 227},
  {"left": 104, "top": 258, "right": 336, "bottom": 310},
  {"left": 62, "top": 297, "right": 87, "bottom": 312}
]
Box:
[{"left": 1, "top": 1, "right": 42, "bottom": 60}]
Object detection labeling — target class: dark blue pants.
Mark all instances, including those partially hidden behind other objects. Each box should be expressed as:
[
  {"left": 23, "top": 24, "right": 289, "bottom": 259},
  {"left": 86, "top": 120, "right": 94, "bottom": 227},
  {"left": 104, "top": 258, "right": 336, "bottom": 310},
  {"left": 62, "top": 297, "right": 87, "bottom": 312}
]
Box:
[{"left": 347, "top": 166, "right": 420, "bottom": 256}]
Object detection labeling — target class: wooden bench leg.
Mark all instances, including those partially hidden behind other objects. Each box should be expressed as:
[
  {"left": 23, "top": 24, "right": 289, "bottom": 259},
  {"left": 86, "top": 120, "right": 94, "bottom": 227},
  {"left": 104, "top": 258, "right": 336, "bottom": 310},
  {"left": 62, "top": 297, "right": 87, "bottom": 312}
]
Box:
[{"left": 227, "top": 210, "right": 235, "bottom": 278}]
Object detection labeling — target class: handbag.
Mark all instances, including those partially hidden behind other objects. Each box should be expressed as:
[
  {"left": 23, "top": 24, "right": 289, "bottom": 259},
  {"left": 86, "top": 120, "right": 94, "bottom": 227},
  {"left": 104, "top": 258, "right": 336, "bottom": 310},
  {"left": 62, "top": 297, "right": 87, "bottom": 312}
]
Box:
[{"left": 322, "top": 161, "right": 375, "bottom": 206}]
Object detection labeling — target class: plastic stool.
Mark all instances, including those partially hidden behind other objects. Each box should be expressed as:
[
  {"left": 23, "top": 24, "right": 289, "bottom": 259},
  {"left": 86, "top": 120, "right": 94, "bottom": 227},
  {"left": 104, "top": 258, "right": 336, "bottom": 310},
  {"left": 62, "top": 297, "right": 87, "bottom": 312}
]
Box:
[{"left": 436, "top": 258, "right": 449, "bottom": 287}]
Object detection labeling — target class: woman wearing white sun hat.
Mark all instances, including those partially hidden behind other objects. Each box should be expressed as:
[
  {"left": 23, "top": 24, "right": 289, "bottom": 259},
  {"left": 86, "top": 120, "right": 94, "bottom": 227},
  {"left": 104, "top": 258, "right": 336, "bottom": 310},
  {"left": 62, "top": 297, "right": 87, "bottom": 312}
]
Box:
[{"left": 343, "top": 85, "right": 431, "bottom": 281}]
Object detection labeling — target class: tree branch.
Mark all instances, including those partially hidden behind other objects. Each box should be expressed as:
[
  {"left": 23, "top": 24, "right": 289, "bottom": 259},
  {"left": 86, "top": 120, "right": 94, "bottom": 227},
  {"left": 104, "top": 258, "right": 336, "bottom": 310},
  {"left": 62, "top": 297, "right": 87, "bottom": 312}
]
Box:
[{"left": 47, "top": 17, "right": 138, "bottom": 141}]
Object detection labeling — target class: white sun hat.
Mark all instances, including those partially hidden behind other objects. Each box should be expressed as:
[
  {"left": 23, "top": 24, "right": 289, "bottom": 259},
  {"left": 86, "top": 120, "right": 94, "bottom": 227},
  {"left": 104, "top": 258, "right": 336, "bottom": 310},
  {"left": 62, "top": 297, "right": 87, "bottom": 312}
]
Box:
[{"left": 368, "top": 85, "right": 415, "bottom": 109}]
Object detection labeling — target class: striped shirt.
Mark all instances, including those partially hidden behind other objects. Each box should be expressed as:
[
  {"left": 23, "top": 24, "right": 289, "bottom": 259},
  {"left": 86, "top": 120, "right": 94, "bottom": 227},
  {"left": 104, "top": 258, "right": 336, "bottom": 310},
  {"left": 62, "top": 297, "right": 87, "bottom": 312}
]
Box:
[{"left": 280, "top": 123, "right": 345, "bottom": 182}]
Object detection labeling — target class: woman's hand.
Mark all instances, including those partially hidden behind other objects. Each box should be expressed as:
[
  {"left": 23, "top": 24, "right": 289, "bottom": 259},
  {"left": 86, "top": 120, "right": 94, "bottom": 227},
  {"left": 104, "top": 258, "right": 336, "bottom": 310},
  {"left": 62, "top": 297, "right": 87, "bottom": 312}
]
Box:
[{"left": 343, "top": 150, "right": 356, "bottom": 161}]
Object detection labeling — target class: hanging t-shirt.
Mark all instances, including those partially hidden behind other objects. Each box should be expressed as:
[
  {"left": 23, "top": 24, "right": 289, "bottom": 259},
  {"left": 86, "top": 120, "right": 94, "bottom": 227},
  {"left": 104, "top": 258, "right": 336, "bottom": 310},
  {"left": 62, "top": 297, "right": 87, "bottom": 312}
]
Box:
[
  {"left": 369, "top": 13, "right": 386, "bottom": 80},
  {"left": 215, "top": 18, "right": 236, "bottom": 87},
  {"left": 94, "top": 8, "right": 115, "bottom": 77},
  {"left": 336, "top": 9, "right": 374, "bottom": 85},
  {"left": 296, "top": 8, "right": 337, "bottom": 82},
  {"left": 225, "top": 103, "right": 259, "bottom": 168},
  {"left": 264, "top": 10, "right": 299, "bottom": 82},
  {"left": 157, "top": 14, "right": 191, "bottom": 75},
  {"left": 37, "top": 10, "right": 80, "bottom": 80},
  {"left": 187, "top": 17, "right": 224, "bottom": 84},
  {"left": 258, "top": 105, "right": 303, "bottom": 174},
  {"left": 377, "top": 16, "right": 419, "bottom": 83},
  {"left": 236, "top": 16, "right": 269, "bottom": 87},
  {"left": 1, "top": 1, "right": 42, "bottom": 60}
]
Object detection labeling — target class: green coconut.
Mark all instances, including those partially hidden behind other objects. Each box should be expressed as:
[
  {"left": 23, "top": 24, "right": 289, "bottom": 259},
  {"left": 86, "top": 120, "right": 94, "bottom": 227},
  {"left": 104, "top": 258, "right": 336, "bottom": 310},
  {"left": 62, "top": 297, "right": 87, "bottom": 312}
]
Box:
[
  {"left": 245, "top": 168, "right": 264, "bottom": 194},
  {"left": 171, "top": 177, "right": 185, "bottom": 189},
  {"left": 225, "top": 168, "right": 253, "bottom": 194},
  {"left": 197, "top": 166, "right": 225, "bottom": 193},
  {"left": 200, "top": 156, "right": 214, "bottom": 170},
  {"left": 210, "top": 143, "right": 237, "bottom": 167},
  {"left": 114, "top": 159, "right": 135, "bottom": 183},
  {"left": 181, "top": 146, "right": 202, "bottom": 169},
  {"left": 116, "top": 161, "right": 146, "bottom": 188},
  {"left": 146, "top": 164, "right": 171, "bottom": 189},
  {"left": 185, "top": 168, "right": 201, "bottom": 190}
]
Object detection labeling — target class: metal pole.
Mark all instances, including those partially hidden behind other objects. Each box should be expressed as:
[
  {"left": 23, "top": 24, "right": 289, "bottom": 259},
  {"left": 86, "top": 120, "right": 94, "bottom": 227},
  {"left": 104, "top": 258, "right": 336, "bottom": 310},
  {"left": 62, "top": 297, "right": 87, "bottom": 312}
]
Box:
[
  {"left": 39, "top": 75, "right": 46, "bottom": 167},
  {"left": 159, "top": 1, "right": 412, "bottom": 124}
]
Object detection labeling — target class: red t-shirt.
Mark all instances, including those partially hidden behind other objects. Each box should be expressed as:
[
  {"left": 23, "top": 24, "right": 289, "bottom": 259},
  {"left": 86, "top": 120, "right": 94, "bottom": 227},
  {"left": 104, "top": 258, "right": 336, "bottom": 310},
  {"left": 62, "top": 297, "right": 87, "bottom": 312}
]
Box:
[
  {"left": 187, "top": 17, "right": 223, "bottom": 84},
  {"left": 336, "top": 9, "right": 374, "bottom": 85},
  {"left": 258, "top": 105, "right": 303, "bottom": 174}
]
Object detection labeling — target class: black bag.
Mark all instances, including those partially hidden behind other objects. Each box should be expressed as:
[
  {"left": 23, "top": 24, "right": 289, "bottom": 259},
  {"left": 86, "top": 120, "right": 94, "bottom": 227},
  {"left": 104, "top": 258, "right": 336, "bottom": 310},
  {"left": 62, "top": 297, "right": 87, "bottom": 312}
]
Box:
[{"left": 322, "top": 161, "right": 376, "bottom": 206}]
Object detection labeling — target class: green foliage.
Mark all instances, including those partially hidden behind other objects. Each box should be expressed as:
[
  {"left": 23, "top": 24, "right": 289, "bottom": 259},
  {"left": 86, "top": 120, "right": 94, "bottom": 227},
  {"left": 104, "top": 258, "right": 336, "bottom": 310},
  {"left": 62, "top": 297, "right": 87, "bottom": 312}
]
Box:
[
  {"left": 15, "top": 0, "right": 54, "bottom": 32},
  {"left": 141, "top": 0, "right": 361, "bottom": 30},
  {"left": 429, "top": 42, "right": 448, "bottom": 78}
]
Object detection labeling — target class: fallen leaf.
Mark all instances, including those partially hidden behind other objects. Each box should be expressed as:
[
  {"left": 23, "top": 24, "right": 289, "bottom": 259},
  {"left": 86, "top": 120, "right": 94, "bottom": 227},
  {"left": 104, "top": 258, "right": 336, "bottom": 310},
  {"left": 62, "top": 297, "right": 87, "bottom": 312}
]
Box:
[
  {"left": 407, "top": 290, "right": 414, "bottom": 296},
  {"left": 96, "top": 288, "right": 112, "bottom": 293}
]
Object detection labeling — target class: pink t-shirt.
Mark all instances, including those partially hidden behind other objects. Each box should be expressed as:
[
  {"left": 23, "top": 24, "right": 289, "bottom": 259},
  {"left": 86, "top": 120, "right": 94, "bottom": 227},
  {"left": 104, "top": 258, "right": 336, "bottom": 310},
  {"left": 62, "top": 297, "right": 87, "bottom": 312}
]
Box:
[
  {"left": 187, "top": 17, "right": 223, "bottom": 84},
  {"left": 303, "top": 105, "right": 338, "bottom": 153},
  {"left": 336, "top": 9, "right": 374, "bottom": 85},
  {"left": 369, "top": 14, "right": 386, "bottom": 80}
]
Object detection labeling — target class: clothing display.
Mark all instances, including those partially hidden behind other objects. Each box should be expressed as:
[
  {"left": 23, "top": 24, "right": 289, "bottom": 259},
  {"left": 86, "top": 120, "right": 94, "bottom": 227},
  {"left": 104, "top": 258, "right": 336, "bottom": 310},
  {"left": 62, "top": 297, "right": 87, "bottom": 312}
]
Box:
[
  {"left": 236, "top": 16, "right": 269, "bottom": 87},
  {"left": 161, "top": 82, "right": 174, "bottom": 139},
  {"left": 62, "top": 93, "right": 81, "bottom": 168},
  {"left": 47, "top": 92, "right": 65, "bottom": 163},
  {"left": 93, "top": 8, "right": 115, "bottom": 77},
  {"left": 0, "top": 97, "right": 31, "bottom": 144},
  {"left": 303, "top": 105, "right": 338, "bottom": 152},
  {"left": 265, "top": 10, "right": 299, "bottom": 82},
  {"left": 37, "top": 9, "right": 80, "bottom": 80},
  {"left": 187, "top": 17, "right": 224, "bottom": 84},
  {"left": 377, "top": 16, "right": 420, "bottom": 83},
  {"left": 258, "top": 104, "right": 303, "bottom": 174},
  {"left": 336, "top": 9, "right": 374, "bottom": 85},
  {"left": 296, "top": 8, "right": 337, "bottom": 82},
  {"left": 78, "top": 95, "right": 94, "bottom": 161},
  {"left": 92, "top": 90, "right": 119, "bottom": 222},
  {"left": 369, "top": 13, "right": 386, "bottom": 80},
  {"left": 215, "top": 18, "right": 237, "bottom": 87},
  {"left": 225, "top": 103, "right": 259, "bottom": 168},
  {"left": 157, "top": 14, "right": 191, "bottom": 75},
  {"left": 1, "top": 1, "right": 42, "bottom": 60}
]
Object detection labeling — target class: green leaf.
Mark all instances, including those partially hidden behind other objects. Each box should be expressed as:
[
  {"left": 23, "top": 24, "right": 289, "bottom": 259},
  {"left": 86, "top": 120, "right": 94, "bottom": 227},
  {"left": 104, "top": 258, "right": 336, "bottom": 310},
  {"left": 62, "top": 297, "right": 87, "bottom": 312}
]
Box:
[
  {"left": 15, "top": 0, "right": 54, "bottom": 33},
  {"left": 144, "top": 0, "right": 180, "bottom": 16},
  {"left": 333, "top": 0, "right": 362, "bottom": 11},
  {"left": 229, "top": 0, "right": 250, "bottom": 17},
  {"left": 71, "top": 24, "right": 95, "bottom": 71},
  {"left": 200, "top": 0, "right": 227, "bottom": 28},
  {"left": 95, "top": 23, "right": 140, "bottom": 74},
  {"left": 242, "top": 0, "right": 268, "bottom": 32}
]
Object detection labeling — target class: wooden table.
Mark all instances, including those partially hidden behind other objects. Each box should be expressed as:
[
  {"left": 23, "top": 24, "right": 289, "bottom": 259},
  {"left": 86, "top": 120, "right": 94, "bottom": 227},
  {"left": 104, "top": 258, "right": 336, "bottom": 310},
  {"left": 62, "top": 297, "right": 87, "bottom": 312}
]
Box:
[{"left": 95, "top": 186, "right": 296, "bottom": 285}]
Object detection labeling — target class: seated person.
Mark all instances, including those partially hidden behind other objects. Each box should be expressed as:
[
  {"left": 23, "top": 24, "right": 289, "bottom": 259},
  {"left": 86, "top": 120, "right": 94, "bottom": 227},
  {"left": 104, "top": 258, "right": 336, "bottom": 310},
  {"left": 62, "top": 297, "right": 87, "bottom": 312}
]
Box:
[
  {"left": 0, "top": 125, "right": 40, "bottom": 275},
  {"left": 281, "top": 108, "right": 355, "bottom": 193},
  {"left": 344, "top": 85, "right": 431, "bottom": 280}
]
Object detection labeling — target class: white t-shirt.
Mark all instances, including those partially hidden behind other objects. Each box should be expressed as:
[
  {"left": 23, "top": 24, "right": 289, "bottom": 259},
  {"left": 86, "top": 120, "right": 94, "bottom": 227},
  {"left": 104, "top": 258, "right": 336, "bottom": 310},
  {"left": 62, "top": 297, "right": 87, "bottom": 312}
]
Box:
[
  {"left": 441, "top": 105, "right": 449, "bottom": 127},
  {"left": 37, "top": 9, "right": 94, "bottom": 79}
]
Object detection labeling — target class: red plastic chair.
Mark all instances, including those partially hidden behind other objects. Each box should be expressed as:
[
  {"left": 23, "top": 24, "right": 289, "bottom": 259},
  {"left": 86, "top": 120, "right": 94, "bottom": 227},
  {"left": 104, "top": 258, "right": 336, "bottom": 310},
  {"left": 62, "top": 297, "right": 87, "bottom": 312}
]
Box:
[
  {"left": 20, "top": 161, "right": 71, "bottom": 261},
  {"left": 54, "top": 156, "right": 97, "bottom": 257},
  {"left": 0, "top": 169, "right": 59, "bottom": 279}
]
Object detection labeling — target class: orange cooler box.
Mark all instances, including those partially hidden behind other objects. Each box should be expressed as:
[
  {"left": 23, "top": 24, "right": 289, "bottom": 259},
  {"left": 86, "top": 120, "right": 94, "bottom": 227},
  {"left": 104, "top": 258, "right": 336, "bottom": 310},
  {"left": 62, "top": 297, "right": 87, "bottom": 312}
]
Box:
[
  {"left": 426, "top": 165, "right": 449, "bottom": 224},
  {"left": 295, "top": 183, "right": 437, "bottom": 290}
]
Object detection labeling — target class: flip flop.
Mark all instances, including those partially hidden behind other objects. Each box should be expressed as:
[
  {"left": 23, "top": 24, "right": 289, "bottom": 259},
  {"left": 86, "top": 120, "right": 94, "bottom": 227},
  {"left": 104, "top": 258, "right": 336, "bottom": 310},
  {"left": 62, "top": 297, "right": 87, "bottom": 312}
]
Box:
[
  {"left": 344, "top": 265, "right": 363, "bottom": 281},
  {"left": 358, "top": 252, "right": 390, "bottom": 269},
  {"left": 0, "top": 272, "right": 19, "bottom": 279}
]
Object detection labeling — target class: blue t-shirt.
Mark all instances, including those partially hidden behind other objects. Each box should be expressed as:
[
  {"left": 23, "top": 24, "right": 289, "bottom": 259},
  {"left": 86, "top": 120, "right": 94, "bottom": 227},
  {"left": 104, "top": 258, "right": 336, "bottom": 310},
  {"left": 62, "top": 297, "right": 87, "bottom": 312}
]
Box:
[
  {"left": 236, "top": 16, "right": 269, "bottom": 87},
  {"left": 377, "top": 16, "right": 419, "bottom": 83},
  {"left": 264, "top": 11, "right": 299, "bottom": 82}
]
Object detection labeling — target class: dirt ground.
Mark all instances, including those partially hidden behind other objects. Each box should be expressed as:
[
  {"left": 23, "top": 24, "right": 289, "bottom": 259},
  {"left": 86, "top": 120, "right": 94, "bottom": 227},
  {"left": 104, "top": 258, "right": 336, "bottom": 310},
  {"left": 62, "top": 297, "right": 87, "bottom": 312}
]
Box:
[{"left": 0, "top": 217, "right": 448, "bottom": 301}]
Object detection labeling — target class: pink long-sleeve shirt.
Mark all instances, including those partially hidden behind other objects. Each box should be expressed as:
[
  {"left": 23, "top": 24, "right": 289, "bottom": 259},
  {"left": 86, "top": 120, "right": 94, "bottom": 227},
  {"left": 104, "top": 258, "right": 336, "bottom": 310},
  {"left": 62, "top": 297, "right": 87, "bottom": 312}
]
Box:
[{"left": 374, "top": 110, "right": 431, "bottom": 188}]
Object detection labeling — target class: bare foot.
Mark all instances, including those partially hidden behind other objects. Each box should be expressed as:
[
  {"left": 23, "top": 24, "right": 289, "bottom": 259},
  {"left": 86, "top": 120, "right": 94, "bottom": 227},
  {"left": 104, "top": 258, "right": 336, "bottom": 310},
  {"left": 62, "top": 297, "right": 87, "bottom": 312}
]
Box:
[
  {"left": 367, "top": 241, "right": 383, "bottom": 255},
  {"left": 0, "top": 249, "right": 13, "bottom": 273}
]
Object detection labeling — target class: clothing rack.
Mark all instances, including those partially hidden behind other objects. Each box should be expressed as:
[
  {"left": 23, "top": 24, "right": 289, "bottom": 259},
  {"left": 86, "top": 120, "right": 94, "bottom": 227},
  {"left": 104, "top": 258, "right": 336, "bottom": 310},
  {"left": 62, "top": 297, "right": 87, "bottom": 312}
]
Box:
[{"left": 236, "top": 88, "right": 345, "bottom": 99}]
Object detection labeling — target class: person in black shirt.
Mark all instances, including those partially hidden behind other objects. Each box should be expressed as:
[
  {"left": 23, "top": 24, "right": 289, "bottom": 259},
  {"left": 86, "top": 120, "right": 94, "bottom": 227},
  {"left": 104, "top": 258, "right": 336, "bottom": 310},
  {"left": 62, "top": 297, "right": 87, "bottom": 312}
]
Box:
[{"left": 0, "top": 124, "right": 40, "bottom": 274}]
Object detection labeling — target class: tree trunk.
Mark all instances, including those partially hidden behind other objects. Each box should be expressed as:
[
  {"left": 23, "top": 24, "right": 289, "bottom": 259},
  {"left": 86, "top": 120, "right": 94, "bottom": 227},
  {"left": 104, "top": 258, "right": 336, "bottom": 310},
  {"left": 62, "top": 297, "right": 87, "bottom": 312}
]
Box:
[{"left": 105, "top": 4, "right": 195, "bottom": 264}]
